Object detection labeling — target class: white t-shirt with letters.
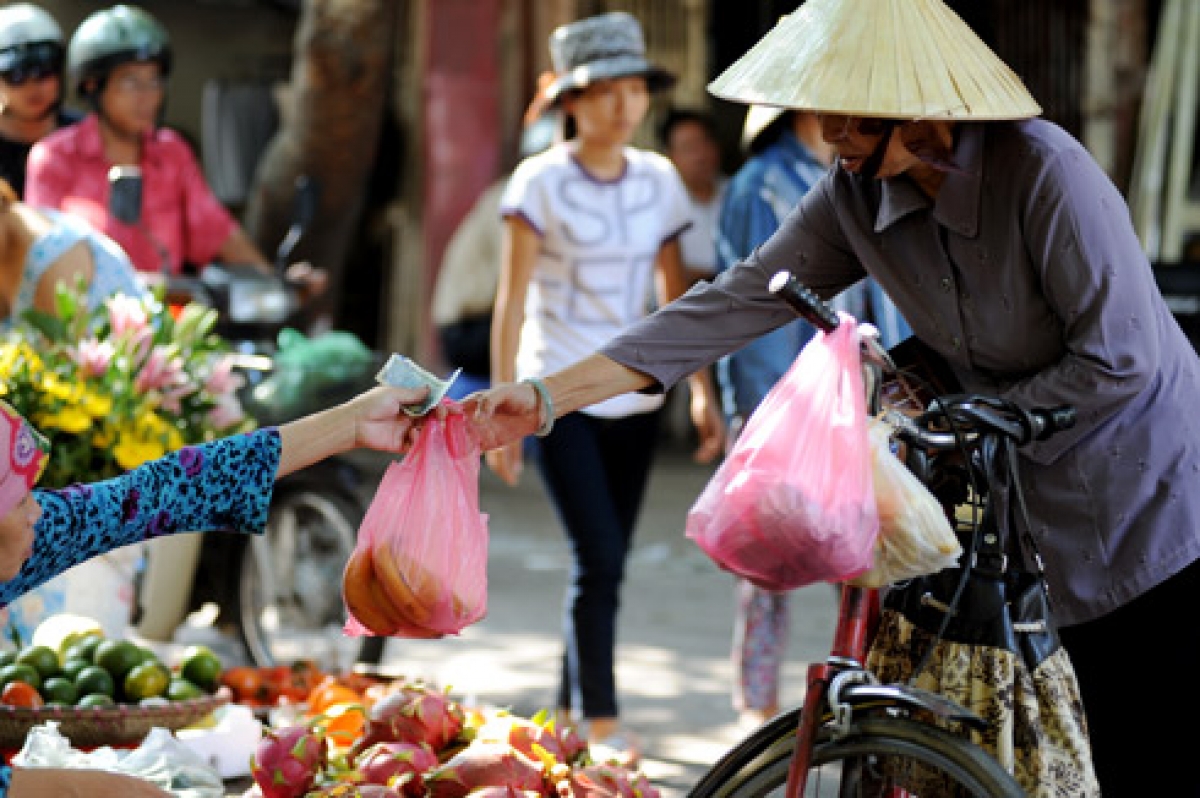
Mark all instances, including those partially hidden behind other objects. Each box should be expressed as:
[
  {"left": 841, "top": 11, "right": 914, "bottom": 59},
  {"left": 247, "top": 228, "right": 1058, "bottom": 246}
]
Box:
[{"left": 501, "top": 144, "right": 692, "bottom": 418}]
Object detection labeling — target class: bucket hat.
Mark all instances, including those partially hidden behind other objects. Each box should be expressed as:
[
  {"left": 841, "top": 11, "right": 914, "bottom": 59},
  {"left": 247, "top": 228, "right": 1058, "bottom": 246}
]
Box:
[
  {"left": 709, "top": 0, "right": 1040, "bottom": 121},
  {"left": 545, "top": 12, "right": 675, "bottom": 105}
]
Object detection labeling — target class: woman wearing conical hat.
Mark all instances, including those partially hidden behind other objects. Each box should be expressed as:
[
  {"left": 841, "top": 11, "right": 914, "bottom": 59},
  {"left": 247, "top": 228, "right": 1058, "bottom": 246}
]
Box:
[{"left": 469, "top": 0, "right": 1199, "bottom": 794}]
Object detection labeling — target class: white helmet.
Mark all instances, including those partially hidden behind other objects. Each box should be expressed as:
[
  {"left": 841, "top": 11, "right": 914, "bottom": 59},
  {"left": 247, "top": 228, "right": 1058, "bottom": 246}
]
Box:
[{"left": 0, "top": 4, "right": 64, "bottom": 76}]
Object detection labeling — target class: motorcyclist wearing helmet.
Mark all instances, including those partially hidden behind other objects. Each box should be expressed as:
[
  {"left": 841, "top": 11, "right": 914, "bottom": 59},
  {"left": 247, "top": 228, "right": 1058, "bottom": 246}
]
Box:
[
  {"left": 25, "top": 5, "right": 324, "bottom": 297},
  {"left": 0, "top": 3, "right": 81, "bottom": 197}
]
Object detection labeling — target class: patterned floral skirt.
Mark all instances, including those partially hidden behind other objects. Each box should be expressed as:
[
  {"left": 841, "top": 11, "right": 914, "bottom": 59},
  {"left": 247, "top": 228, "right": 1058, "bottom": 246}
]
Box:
[{"left": 866, "top": 610, "right": 1101, "bottom": 798}]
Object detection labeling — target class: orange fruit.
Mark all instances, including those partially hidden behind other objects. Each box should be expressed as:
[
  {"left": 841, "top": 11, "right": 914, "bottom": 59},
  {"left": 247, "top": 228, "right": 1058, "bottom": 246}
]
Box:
[
  {"left": 1, "top": 681, "right": 44, "bottom": 708},
  {"left": 306, "top": 677, "right": 361, "bottom": 715},
  {"left": 319, "top": 702, "right": 366, "bottom": 749}
]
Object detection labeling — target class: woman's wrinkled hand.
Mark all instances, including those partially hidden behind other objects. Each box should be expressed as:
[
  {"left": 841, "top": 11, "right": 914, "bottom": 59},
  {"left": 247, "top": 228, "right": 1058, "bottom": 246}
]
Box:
[{"left": 459, "top": 382, "right": 542, "bottom": 484}]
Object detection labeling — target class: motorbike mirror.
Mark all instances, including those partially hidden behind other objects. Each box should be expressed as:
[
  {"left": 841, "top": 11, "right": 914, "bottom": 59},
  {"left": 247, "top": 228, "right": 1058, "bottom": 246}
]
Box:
[
  {"left": 107, "top": 165, "right": 144, "bottom": 226},
  {"left": 274, "top": 174, "right": 320, "bottom": 273}
]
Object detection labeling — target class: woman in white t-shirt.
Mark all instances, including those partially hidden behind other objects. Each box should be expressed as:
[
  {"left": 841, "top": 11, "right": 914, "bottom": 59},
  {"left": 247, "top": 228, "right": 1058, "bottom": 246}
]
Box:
[{"left": 490, "top": 12, "right": 723, "bottom": 765}]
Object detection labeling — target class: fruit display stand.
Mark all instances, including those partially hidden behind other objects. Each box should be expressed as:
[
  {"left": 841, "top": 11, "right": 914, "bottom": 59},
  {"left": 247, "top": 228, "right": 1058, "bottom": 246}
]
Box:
[{"left": 0, "top": 687, "right": 231, "bottom": 750}]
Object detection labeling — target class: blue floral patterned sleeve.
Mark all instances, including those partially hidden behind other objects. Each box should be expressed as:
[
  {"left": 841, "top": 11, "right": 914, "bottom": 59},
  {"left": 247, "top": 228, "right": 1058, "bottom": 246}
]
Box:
[{"left": 0, "top": 428, "right": 281, "bottom": 609}]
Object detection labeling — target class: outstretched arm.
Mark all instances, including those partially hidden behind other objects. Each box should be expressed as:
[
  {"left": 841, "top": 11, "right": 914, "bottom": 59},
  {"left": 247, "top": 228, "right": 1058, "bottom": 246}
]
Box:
[{"left": 277, "top": 385, "right": 428, "bottom": 477}]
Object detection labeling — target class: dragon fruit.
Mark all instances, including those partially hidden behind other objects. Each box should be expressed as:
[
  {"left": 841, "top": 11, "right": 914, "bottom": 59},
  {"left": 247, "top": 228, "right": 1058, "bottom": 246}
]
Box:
[
  {"left": 351, "top": 682, "right": 465, "bottom": 761},
  {"left": 304, "top": 786, "right": 404, "bottom": 798},
  {"left": 466, "top": 788, "right": 544, "bottom": 798},
  {"left": 475, "top": 712, "right": 587, "bottom": 767},
  {"left": 556, "top": 764, "right": 660, "bottom": 798},
  {"left": 424, "top": 740, "right": 547, "bottom": 798},
  {"left": 357, "top": 741, "right": 440, "bottom": 794},
  {"left": 250, "top": 724, "right": 329, "bottom": 798}
]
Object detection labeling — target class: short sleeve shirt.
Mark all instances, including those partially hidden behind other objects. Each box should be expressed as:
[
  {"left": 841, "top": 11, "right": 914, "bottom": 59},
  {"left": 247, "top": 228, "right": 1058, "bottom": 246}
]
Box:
[
  {"left": 26, "top": 114, "right": 237, "bottom": 276},
  {"left": 501, "top": 144, "right": 692, "bottom": 418},
  {"left": 2, "top": 209, "right": 148, "bottom": 331}
]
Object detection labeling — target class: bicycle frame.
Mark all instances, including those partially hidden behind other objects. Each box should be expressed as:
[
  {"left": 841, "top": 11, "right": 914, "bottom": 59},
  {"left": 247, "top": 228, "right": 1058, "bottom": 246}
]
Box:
[{"left": 784, "top": 583, "right": 881, "bottom": 797}]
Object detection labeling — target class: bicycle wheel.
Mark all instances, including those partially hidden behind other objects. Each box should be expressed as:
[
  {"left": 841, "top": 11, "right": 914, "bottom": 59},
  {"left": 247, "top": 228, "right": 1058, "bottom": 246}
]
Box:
[
  {"left": 689, "top": 711, "right": 1022, "bottom": 798},
  {"left": 236, "top": 485, "right": 375, "bottom": 668}
]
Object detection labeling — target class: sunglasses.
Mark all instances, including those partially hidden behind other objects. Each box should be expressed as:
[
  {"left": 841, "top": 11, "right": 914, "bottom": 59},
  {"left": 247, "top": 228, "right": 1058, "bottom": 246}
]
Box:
[
  {"left": 1, "top": 61, "right": 60, "bottom": 87},
  {"left": 819, "top": 115, "right": 894, "bottom": 141}
]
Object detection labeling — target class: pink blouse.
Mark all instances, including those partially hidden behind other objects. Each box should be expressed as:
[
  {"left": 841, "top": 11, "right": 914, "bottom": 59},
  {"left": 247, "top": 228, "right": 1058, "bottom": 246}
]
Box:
[{"left": 26, "top": 114, "right": 236, "bottom": 276}]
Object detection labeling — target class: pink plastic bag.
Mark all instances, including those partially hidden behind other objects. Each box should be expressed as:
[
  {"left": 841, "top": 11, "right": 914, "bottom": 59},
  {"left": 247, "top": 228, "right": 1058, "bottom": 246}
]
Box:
[
  {"left": 343, "top": 410, "right": 489, "bottom": 637},
  {"left": 686, "top": 315, "right": 878, "bottom": 591}
]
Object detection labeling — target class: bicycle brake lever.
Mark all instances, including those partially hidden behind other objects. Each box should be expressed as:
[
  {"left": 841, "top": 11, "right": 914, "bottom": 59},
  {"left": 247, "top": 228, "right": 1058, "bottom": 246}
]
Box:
[{"left": 858, "top": 325, "right": 896, "bottom": 372}]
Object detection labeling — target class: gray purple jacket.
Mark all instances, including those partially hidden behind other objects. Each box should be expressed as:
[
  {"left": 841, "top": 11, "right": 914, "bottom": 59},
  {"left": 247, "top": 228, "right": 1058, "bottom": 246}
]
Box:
[{"left": 601, "top": 119, "right": 1200, "bottom": 626}]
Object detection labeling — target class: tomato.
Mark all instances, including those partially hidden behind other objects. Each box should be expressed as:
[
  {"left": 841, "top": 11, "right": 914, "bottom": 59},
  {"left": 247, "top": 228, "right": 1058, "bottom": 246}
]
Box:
[
  {"left": 2, "top": 680, "right": 44, "bottom": 708},
  {"left": 220, "top": 666, "right": 269, "bottom": 705}
]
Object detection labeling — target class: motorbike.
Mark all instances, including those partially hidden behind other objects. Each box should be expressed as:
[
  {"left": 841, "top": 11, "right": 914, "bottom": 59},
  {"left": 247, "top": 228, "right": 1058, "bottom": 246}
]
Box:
[{"left": 108, "top": 167, "right": 385, "bottom": 668}]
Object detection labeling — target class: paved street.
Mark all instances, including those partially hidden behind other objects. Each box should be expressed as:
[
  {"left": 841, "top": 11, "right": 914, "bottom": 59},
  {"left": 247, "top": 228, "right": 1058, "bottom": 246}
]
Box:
[{"left": 367, "top": 439, "right": 839, "bottom": 798}]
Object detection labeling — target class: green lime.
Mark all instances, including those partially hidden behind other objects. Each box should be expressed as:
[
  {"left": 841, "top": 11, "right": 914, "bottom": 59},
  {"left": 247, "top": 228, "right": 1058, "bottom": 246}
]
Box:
[
  {"left": 41, "top": 676, "right": 78, "bottom": 706},
  {"left": 73, "top": 665, "right": 115, "bottom": 698},
  {"left": 63, "top": 635, "right": 104, "bottom": 665},
  {"left": 56, "top": 628, "right": 103, "bottom": 663},
  {"left": 0, "top": 663, "right": 42, "bottom": 691},
  {"left": 166, "top": 678, "right": 205, "bottom": 702},
  {"left": 0, "top": 651, "right": 16, "bottom": 669},
  {"left": 61, "top": 658, "right": 90, "bottom": 683},
  {"left": 123, "top": 662, "right": 170, "bottom": 701},
  {"left": 93, "top": 639, "right": 143, "bottom": 682},
  {"left": 77, "top": 693, "right": 115, "bottom": 709},
  {"left": 16, "top": 646, "right": 60, "bottom": 680},
  {"left": 179, "top": 645, "right": 222, "bottom": 692}
]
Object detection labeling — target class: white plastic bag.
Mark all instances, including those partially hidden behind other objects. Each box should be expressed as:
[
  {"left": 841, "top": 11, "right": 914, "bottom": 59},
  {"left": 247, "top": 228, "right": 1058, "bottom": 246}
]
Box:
[
  {"left": 13, "top": 721, "right": 225, "bottom": 798},
  {"left": 847, "top": 417, "right": 962, "bottom": 588}
]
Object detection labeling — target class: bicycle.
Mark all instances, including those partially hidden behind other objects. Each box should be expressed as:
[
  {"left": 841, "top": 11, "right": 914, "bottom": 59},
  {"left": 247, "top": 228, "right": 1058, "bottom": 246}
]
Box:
[{"left": 688, "top": 272, "right": 1076, "bottom": 798}]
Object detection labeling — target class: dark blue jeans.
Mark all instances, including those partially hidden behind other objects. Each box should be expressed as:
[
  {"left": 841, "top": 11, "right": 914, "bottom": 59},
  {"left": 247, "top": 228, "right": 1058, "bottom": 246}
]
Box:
[{"left": 534, "top": 409, "right": 661, "bottom": 720}]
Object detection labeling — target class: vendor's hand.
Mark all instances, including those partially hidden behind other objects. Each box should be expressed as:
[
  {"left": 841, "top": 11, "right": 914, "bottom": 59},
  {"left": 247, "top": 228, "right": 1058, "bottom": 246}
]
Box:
[
  {"left": 284, "top": 260, "right": 329, "bottom": 302},
  {"left": 485, "top": 441, "right": 525, "bottom": 486},
  {"left": 10, "top": 767, "right": 173, "bottom": 797},
  {"left": 460, "top": 382, "right": 541, "bottom": 457},
  {"left": 690, "top": 388, "right": 725, "bottom": 464},
  {"left": 348, "top": 385, "right": 432, "bottom": 453}
]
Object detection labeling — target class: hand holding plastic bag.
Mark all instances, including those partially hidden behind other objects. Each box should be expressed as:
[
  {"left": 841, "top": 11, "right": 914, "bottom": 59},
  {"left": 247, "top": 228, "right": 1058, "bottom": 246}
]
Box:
[
  {"left": 686, "top": 315, "right": 878, "bottom": 591},
  {"left": 846, "top": 417, "right": 962, "bottom": 587},
  {"left": 342, "top": 409, "right": 488, "bottom": 637}
]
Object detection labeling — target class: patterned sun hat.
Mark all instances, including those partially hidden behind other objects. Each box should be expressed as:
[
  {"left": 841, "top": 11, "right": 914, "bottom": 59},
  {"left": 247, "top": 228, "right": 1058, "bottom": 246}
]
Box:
[
  {"left": 708, "top": 0, "right": 1041, "bottom": 121},
  {"left": 544, "top": 11, "right": 676, "bottom": 105},
  {"left": 0, "top": 400, "right": 49, "bottom": 517}
]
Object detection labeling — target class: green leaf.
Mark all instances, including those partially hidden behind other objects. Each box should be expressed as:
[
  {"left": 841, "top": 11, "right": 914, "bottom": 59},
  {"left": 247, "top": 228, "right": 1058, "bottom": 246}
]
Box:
[{"left": 19, "top": 308, "right": 68, "bottom": 342}]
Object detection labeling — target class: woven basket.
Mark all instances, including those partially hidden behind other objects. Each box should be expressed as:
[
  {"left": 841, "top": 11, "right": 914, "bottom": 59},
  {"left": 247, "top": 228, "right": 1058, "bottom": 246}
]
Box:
[{"left": 0, "top": 688, "right": 231, "bottom": 749}]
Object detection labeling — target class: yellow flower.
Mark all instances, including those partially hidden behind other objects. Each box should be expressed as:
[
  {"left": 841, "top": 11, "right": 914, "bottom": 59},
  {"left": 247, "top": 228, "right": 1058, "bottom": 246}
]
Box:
[
  {"left": 113, "top": 432, "right": 166, "bottom": 471},
  {"left": 80, "top": 390, "right": 114, "bottom": 418},
  {"left": 38, "top": 372, "right": 81, "bottom": 402},
  {"left": 36, "top": 407, "right": 92, "bottom": 434}
]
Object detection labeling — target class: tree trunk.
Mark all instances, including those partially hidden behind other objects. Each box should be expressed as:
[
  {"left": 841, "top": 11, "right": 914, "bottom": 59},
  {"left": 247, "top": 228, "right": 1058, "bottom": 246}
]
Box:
[{"left": 243, "top": 0, "right": 398, "bottom": 326}]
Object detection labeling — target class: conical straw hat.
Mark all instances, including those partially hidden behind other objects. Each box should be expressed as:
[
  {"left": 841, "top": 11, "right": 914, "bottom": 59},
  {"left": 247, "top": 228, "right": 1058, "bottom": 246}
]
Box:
[{"left": 708, "top": 0, "right": 1041, "bottom": 120}]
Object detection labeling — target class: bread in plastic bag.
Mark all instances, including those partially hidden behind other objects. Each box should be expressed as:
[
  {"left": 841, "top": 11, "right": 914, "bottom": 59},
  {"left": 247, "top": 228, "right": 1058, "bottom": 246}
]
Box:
[
  {"left": 342, "top": 409, "right": 488, "bottom": 637},
  {"left": 847, "top": 416, "right": 962, "bottom": 587}
]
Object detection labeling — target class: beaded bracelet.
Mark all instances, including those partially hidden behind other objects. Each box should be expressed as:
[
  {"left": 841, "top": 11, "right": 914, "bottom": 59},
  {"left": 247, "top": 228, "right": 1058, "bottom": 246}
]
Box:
[{"left": 523, "top": 378, "right": 555, "bottom": 437}]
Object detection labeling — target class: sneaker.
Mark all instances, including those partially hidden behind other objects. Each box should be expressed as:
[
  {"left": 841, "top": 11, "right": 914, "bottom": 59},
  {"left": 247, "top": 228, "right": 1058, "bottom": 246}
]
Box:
[{"left": 589, "top": 727, "right": 642, "bottom": 769}]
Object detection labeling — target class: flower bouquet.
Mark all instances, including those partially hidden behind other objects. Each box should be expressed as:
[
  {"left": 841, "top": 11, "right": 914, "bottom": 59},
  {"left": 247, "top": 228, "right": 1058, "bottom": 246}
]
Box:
[
  {"left": 0, "top": 280, "right": 255, "bottom": 641},
  {"left": 0, "top": 280, "right": 254, "bottom": 489}
]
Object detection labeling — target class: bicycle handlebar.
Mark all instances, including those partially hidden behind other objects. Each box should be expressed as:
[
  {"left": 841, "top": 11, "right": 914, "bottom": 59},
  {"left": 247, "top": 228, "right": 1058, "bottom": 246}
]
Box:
[
  {"left": 768, "top": 270, "right": 1077, "bottom": 448},
  {"left": 769, "top": 271, "right": 841, "bottom": 332}
]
